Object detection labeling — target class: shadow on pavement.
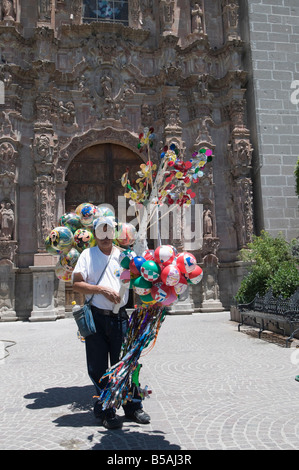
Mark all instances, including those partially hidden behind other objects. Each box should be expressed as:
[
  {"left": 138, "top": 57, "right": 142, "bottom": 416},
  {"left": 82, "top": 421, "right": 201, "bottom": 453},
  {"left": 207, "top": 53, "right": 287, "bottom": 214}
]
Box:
[
  {"left": 24, "top": 386, "right": 182, "bottom": 450},
  {"left": 24, "top": 385, "right": 94, "bottom": 412}
]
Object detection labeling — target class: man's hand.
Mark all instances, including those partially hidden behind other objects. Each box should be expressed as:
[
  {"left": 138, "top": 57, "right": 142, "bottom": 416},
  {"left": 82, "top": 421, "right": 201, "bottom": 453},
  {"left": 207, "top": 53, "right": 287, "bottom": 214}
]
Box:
[
  {"left": 97, "top": 286, "right": 121, "bottom": 304},
  {"left": 73, "top": 273, "right": 121, "bottom": 304}
]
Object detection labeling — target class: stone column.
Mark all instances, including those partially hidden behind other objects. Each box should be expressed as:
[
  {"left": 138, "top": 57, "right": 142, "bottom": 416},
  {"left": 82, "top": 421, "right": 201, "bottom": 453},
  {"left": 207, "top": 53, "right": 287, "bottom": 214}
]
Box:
[
  {"left": 227, "top": 92, "right": 254, "bottom": 250},
  {"left": 29, "top": 94, "right": 60, "bottom": 321},
  {"left": 0, "top": 113, "right": 19, "bottom": 320}
]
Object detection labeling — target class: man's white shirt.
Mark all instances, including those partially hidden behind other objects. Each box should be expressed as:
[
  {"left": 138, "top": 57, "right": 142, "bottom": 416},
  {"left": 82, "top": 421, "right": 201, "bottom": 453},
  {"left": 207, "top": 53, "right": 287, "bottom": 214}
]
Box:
[{"left": 72, "top": 246, "right": 129, "bottom": 310}]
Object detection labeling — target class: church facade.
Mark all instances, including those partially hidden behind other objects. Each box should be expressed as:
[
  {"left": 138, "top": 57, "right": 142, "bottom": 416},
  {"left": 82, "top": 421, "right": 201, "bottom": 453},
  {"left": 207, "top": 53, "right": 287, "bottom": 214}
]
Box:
[{"left": 0, "top": 0, "right": 298, "bottom": 321}]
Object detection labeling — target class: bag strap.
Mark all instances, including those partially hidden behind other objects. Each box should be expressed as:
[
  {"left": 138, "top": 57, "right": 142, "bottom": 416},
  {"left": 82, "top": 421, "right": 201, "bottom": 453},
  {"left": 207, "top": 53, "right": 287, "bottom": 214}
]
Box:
[{"left": 86, "top": 248, "right": 114, "bottom": 305}]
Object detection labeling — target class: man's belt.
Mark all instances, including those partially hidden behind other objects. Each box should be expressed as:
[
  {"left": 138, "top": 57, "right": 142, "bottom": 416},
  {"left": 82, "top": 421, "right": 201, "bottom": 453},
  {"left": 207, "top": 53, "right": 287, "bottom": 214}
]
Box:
[{"left": 91, "top": 305, "right": 128, "bottom": 319}]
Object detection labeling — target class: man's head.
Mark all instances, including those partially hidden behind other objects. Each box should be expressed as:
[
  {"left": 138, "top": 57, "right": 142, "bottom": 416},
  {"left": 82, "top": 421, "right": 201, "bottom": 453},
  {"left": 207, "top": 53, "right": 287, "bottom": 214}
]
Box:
[{"left": 93, "top": 217, "right": 115, "bottom": 253}]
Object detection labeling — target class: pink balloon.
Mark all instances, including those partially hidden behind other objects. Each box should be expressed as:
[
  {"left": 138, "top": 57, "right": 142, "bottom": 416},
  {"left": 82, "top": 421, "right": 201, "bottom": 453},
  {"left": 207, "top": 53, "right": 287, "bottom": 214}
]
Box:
[{"left": 159, "top": 291, "right": 178, "bottom": 306}]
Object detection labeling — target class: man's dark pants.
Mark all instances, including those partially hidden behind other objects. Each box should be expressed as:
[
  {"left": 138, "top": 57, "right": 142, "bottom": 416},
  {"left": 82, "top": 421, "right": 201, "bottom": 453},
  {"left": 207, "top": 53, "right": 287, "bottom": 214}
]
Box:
[{"left": 85, "top": 305, "right": 142, "bottom": 417}]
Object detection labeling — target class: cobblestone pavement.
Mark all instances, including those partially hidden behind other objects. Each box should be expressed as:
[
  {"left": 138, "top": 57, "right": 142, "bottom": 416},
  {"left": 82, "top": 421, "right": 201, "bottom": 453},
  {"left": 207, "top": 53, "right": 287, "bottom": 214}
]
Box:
[{"left": 1, "top": 311, "right": 299, "bottom": 451}]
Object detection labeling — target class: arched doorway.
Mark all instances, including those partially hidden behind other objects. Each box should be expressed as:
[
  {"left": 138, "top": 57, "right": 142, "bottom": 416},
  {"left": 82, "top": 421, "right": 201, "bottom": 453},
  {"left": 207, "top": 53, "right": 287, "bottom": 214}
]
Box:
[
  {"left": 64, "top": 142, "right": 143, "bottom": 311},
  {"left": 65, "top": 143, "right": 142, "bottom": 211}
]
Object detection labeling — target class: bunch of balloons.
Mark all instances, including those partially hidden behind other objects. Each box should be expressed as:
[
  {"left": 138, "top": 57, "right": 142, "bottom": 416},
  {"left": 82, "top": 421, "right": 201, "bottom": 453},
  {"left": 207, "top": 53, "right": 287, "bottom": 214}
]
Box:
[
  {"left": 118, "top": 244, "right": 203, "bottom": 308},
  {"left": 44, "top": 202, "right": 137, "bottom": 282}
]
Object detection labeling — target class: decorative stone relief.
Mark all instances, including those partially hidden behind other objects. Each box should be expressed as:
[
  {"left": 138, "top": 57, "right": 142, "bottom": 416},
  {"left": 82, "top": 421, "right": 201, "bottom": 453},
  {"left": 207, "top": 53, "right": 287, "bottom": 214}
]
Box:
[
  {"left": 34, "top": 175, "right": 56, "bottom": 252},
  {"left": 38, "top": 0, "right": 52, "bottom": 22},
  {"left": 129, "top": 0, "right": 141, "bottom": 28},
  {"left": 222, "top": 0, "right": 240, "bottom": 42},
  {"left": 0, "top": 112, "right": 19, "bottom": 267},
  {"left": 159, "top": 0, "right": 175, "bottom": 35}
]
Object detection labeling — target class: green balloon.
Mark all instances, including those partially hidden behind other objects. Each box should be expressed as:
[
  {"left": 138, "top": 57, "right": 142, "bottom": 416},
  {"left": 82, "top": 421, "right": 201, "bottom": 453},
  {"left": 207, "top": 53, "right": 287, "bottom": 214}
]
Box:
[{"left": 133, "top": 276, "right": 152, "bottom": 289}]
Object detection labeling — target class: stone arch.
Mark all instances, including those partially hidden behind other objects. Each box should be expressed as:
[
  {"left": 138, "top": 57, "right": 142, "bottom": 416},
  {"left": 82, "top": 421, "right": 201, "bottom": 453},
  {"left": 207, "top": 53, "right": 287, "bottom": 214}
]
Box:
[{"left": 57, "top": 127, "right": 156, "bottom": 181}]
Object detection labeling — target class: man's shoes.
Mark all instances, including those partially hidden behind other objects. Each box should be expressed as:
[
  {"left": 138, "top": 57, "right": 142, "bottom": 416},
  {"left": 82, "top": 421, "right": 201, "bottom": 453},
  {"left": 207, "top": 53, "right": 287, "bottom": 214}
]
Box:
[
  {"left": 102, "top": 408, "right": 122, "bottom": 430},
  {"left": 125, "top": 408, "right": 151, "bottom": 424},
  {"left": 94, "top": 402, "right": 122, "bottom": 429}
]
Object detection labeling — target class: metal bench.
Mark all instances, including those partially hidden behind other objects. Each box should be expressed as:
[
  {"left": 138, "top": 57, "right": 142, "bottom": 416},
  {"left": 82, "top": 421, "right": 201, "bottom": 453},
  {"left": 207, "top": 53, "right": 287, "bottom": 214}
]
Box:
[{"left": 237, "top": 289, "right": 299, "bottom": 347}]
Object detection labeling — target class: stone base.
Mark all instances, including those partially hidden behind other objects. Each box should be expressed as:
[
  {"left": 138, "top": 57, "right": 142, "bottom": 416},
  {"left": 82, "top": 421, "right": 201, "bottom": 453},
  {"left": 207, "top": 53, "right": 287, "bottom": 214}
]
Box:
[
  {"left": 29, "top": 310, "right": 58, "bottom": 322},
  {"left": 0, "top": 310, "right": 17, "bottom": 321},
  {"left": 29, "top": 265, "right": 58, "bottom": 322},
  {"left": 167, "top": 294, "right": 194, "bottom": 315},
  {"left": 198, "top": 301, "right": 225, "bottom": 313}
]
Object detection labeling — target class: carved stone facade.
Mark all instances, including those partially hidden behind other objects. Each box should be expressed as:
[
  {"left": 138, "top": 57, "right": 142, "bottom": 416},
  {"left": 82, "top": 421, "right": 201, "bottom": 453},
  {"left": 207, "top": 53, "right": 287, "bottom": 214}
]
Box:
[{"left": 0, "top": 0, "right": 260, "bottom": 319}]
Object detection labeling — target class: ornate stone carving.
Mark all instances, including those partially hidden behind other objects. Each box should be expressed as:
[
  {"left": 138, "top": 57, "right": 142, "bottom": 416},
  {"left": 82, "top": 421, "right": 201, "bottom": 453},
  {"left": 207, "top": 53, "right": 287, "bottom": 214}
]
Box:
[
  {"left": 36, "top": 93, "right": 53, "bottom": 124},
  {"left": 222, "top": 0, "right": 240, "bottom": 41},
  {"left": 35, "top": 175, "right": 56, "bottom": 252},
  {"left": 228, "top": 138, "right": 253, "bottom": 176},
  {"left": 71, "top": 0, "right": 83, "bottom": 22},
  {"left": 129, "top": 0, "right": 141, "bottom": 28},
  {"left": 57, "top": 100, "right": 76, "bottom": 126},
  {"left": 232, "top": 177, "right": 253, "bottom": 248},
  {"left": 38, "top": 0, "right": 52, "bottom": 22},
  {"left": 159, "top": 0, "right": 175, "bottom": 35}
]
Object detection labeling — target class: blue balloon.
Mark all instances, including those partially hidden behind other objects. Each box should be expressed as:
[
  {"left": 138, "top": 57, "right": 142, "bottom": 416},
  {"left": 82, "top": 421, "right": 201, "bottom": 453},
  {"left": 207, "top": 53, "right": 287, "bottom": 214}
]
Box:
[{"left": 133, "top": 256, "right": 146, "bottom": 272}]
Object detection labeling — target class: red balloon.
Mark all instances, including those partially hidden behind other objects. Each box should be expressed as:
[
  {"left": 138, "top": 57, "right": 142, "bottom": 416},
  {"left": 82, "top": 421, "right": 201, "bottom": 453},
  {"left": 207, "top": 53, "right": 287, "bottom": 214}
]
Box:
[
  {"left": 160, "top": 264, "right": 181, "bottom": 286},
  {"left": 129, "top": 259, "right": 140, "bottom": 276},
  {"left": 185, "top": 265, "right": 203, "bottom": 284}
]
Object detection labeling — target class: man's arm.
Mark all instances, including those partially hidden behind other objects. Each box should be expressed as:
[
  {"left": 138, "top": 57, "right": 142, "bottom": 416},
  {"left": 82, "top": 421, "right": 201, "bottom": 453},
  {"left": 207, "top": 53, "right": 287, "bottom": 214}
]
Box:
[{"left": 73, "top": 273, "right": 121, "bottom": 304}]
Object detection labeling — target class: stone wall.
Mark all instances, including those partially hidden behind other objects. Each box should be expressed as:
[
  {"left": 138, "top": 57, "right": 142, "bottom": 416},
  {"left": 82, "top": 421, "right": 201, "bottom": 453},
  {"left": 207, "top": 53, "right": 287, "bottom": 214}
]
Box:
[
  {"left": 0, "top": 0, "right": 283, "bottom": 319},
  {"left": 241, "top": 0, "right": 299, "bottom": 240}
]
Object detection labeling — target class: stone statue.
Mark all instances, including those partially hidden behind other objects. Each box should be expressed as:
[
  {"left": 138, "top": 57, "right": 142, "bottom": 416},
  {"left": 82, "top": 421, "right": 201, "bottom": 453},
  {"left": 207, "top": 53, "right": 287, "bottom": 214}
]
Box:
[
  {"left": 203, "top": 209, "right": 213, "bottom": 238},
  {"left": 1, "top": 0, "right": 15, "bottom": 20},
  {"left": 38, "top": 0, "right": 51, "bottom": 21},
  {"left": 0, "top": 201, "right": 14, "bottom": 240},
  {"left": 191, "top": 1, "right": 204, "bottom": 33}
]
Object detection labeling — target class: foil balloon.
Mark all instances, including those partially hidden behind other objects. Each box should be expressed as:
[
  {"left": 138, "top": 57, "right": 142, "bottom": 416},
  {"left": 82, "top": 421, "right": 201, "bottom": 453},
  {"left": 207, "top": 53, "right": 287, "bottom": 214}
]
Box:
[
  {"left": 97, "top": 205, "right": 115, "bottom": 218},
  {"left": 77, "top": 203, "right": 100, "bottom": 227},
  {"left": 73, "top": 228, "right": 96, "bottom": 252},
  {"left": 116, "top": 223, "right": 137, "bottom": 248},
  {"left": 154, "top": 245, "right": 176, "bottom": 267},
  {"left": 59, "top": 212, "right": 82, "bottom": 234},
  {"left": 59, "top": 247, "right": 80, "bottom": 272},
  {"left": 55, "top": 261, "right": 72, "bottom": 282},
  {"left": 49, "top": 226, "right": 74, "bottom": 254},
  {"left": 185, "top": 265, "right": 203, "bottom": 284},
  {"left": 160, "top": 264, "right": 181, "bottom": 286},
  {"left": 176, "top": 252, "right": 197, "bottom": 274},
  {"left": 45, "top": 235, "right": 59, "bottom": 255},
  {"left": 140, "top": 260, "right": 161, "bottom": 282}
]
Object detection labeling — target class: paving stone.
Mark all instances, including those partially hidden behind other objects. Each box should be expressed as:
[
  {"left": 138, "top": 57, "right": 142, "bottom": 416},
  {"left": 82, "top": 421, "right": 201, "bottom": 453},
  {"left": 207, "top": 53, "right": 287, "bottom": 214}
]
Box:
[{"left": 1, "top": 312, "right": 299, "bottom": 450}]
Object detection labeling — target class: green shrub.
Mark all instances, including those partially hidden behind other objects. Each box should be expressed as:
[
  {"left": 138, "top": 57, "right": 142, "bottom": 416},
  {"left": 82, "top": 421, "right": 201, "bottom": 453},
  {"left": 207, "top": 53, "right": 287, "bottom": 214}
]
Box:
[{"left": 235, "top": 231, "right": 299, "bottom": 304}]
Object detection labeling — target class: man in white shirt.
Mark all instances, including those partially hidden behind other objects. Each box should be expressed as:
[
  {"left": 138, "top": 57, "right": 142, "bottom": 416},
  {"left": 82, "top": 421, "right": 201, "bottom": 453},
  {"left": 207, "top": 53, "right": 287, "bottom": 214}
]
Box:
[{"left": 72, "top": 217, "right": 150, "bottom": 429}]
